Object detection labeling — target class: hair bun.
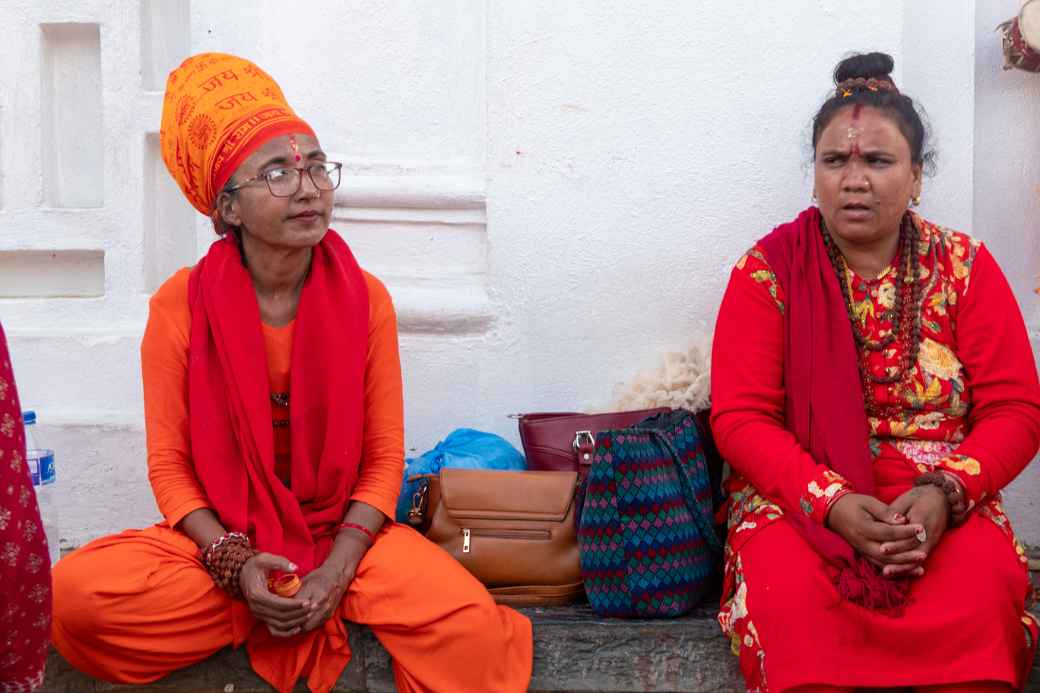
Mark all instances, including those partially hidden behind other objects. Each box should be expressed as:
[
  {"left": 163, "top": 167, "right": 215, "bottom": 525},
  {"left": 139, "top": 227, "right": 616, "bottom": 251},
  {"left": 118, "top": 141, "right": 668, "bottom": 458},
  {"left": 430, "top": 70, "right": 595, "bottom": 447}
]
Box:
[{"left": 834, "top": 52, "right": 895, "bottom": 84}]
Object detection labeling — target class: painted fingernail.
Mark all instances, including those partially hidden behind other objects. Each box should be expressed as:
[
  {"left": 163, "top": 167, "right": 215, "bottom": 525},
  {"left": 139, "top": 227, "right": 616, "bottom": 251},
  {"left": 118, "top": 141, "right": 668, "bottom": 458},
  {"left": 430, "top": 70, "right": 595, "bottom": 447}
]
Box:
[
  {"left": 893, "top": 513, "right": 906, "bottom": 522},
  {"left": 288, "top": 563, "right": 297, "bottom": 571}
]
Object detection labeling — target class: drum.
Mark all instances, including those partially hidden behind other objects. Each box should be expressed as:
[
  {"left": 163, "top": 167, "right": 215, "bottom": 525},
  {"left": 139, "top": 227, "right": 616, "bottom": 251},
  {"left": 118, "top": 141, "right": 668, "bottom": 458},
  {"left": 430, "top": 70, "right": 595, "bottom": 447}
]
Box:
[{"left": 1000, "top": 0, "right": 1040, "bottom": 73}]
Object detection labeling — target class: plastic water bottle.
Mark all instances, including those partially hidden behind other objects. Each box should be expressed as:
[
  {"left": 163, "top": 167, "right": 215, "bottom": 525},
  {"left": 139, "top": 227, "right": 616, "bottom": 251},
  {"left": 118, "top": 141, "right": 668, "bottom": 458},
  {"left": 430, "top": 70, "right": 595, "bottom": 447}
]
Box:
[{"left": 23, "top": 411, "right": 60, "bottom": 565}]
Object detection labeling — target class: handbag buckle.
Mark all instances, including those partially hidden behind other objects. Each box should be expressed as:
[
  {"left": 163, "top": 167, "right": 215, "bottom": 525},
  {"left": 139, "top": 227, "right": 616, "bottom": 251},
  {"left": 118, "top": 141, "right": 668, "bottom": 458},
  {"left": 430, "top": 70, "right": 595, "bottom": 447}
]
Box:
[
  {"left": 573, "top": 430, "right": 596, "bottom": 463},
  {"left": 407, "top": 481, "right": 430, "bottom": 526}
]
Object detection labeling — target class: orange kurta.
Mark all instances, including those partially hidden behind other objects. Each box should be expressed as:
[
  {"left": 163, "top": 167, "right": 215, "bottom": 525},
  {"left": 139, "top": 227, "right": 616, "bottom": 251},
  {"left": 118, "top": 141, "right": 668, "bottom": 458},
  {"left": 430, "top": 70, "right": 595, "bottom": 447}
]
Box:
[
  {"left": 143, "top": 266, "right": 404, "bottom": 525},
  {"left": 51, "top": 268, "right": 533, "bottom": 693}
]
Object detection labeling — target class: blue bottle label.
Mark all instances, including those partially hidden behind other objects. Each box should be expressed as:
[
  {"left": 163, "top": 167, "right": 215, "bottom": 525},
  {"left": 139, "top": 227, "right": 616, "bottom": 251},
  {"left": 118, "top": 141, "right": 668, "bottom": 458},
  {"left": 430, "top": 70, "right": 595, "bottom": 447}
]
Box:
[{"left": 38, "top": 452, "right": 55, "bottom": 485}]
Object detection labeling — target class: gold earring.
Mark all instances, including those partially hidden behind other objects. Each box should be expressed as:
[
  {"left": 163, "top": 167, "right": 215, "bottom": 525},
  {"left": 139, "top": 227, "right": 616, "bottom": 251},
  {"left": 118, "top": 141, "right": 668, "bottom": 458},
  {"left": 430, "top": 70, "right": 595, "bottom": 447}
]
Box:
[{"left": 912, "top": 194, "right": 921, "bottom": 207}]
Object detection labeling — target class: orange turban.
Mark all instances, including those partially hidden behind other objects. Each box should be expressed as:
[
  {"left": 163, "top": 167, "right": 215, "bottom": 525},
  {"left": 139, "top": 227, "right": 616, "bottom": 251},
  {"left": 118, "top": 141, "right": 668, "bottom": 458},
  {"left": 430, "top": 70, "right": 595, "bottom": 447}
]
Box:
[{"left": 160, "top": 53, "right": 315, "bottom": 215}]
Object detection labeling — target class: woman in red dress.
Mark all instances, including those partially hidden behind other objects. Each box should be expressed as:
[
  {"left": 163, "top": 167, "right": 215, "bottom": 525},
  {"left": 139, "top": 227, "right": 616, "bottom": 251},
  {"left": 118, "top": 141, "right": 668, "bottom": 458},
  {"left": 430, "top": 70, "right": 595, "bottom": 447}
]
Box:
[
  {"left": 0, "top": 322, "right": 51, "bottom": 692},
  {"left": 711, "top": 52, "right": 1039, "bottom": 692}
]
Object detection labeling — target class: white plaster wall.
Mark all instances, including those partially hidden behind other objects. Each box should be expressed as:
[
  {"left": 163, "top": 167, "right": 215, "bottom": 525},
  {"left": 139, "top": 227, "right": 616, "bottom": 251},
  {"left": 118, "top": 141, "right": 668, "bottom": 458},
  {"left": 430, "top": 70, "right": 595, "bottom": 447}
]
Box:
[
  {"left": 1, "top": 0, "right": 1037, "bottom": 548},
  {"left": 972, "top": 0, "right": 1040, "bottom": 542},
  {"left": 0, "top": 0, "right": 161, "bottom": 548},
  {"left": 483, "top": 0, "right": 903, "bottom": 412},
  {"left": 902, "top": 1, "right": 976, "bottom": 229}
]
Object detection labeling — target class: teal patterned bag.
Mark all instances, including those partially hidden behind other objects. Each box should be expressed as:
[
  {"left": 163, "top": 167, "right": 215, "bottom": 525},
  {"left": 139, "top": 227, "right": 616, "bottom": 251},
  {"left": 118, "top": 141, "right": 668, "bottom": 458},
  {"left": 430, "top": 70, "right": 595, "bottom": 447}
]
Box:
[{"left": 576, "top": 409, "right": 722, "bottom": 618}]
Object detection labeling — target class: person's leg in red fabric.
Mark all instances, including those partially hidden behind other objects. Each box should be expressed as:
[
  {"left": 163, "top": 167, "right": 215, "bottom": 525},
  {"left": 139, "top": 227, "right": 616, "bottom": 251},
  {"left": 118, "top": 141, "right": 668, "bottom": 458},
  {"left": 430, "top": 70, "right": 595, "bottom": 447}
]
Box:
[
  {"left": 736, "top": 519, "right": 857, "bottom": 691},
  {"left": 341, "top": 523, "right": 533, "bottom": 693},
  {"left": 901, "top": 514, "right": 1033, "bottom": 689},
  {"left": 51, "top": 526, "right": 234, "bottom": 684},
  {"left": 735, "top": 512, "right": 1031, "bottom": 691}
]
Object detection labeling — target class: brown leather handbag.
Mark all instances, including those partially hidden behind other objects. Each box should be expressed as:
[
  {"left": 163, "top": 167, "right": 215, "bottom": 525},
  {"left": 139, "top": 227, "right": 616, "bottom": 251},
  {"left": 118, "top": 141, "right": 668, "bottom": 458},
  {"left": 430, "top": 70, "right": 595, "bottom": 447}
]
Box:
[
  {"left": 516, "top": 408, "right": 670, "bottom": 472},
  {"left": 407, "top": 468, "right": 583, "bottom": 607}
]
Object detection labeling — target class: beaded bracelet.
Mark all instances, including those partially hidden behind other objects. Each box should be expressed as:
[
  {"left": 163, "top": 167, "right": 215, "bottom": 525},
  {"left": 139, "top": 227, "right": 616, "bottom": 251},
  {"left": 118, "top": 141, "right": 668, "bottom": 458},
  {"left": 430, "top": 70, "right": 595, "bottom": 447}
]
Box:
[
  {"left": 338, "top": 521, "right": 376, "bottom": 544},
  {"left": 201, "top": 531, "right": 248, "bottom": 562},
  {"left": 913, "top": 471, "right": 969, "bottom": 526},
  {"left": 200, "top": 531, "right": 257, "bottom": 599}
]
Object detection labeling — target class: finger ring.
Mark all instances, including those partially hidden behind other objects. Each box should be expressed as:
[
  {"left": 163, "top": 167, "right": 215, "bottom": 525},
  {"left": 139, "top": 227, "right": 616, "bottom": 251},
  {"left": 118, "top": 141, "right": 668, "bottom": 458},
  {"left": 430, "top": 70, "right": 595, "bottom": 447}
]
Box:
[{"left": 915, "top": 528, "right": 927, "bottom": 543}]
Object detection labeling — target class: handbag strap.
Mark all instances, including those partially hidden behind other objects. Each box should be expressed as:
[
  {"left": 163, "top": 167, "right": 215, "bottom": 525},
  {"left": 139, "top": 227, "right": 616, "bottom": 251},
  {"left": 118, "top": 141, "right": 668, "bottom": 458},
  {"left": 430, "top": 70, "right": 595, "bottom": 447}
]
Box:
[
  {"left": 646, "top": 419, "right": 723, "bottom": 554},
  {"left": 577, "top": 410, "right": 722, "bottom": 553}
]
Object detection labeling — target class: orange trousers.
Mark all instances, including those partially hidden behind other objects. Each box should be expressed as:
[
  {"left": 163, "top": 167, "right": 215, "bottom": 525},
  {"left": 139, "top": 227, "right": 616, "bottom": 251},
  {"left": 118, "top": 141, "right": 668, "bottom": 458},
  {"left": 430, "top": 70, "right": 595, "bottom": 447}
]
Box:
[{"left": 51, "top": 523, "right": 533, "bottom": 693}]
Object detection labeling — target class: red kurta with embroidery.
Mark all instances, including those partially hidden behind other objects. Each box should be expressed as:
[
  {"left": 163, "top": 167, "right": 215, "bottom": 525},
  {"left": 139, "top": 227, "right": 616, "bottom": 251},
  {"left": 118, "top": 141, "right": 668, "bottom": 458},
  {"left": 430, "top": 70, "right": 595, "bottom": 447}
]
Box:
[{"left": 711, "top": 214, "right": 1040, "bottom": 692}]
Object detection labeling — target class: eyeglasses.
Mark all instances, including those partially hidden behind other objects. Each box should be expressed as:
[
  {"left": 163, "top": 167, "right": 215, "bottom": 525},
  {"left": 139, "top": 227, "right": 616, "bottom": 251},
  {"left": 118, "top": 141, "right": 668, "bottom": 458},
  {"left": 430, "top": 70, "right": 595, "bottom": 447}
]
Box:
[{"left": 227, "top": 162, "right": 342, "bottom": 197}]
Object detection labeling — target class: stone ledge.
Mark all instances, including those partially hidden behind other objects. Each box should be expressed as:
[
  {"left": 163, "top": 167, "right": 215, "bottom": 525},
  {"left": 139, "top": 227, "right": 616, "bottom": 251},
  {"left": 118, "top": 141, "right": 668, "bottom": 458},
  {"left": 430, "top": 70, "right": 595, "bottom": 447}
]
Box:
[
  {"left": 40, "top": 603, "right": 1040, "bottom": 692},
  {"left": 40, "top": 603, "right": 735, "bottom": 693}
]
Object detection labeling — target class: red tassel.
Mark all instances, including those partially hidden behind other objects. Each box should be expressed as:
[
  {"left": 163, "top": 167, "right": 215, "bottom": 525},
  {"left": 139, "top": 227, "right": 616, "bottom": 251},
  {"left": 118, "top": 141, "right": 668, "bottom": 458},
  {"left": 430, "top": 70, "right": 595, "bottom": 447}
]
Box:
[{"left": 833, "top": 557, "right": 910, "bottom": 615}]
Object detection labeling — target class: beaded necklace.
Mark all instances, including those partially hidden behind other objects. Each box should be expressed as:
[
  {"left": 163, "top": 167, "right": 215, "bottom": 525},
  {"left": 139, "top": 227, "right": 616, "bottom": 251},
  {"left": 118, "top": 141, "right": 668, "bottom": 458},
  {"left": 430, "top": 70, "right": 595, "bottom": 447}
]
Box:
[{"left": 820, "top": 215, "right": 923, "bottom": 418}]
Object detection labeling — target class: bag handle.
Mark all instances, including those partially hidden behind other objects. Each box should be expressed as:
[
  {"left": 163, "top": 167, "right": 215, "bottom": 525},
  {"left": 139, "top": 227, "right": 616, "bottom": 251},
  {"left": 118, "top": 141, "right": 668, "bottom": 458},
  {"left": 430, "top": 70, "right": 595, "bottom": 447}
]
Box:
[{"left": 650, "top": 424, "right": 723, "bottom": 555}]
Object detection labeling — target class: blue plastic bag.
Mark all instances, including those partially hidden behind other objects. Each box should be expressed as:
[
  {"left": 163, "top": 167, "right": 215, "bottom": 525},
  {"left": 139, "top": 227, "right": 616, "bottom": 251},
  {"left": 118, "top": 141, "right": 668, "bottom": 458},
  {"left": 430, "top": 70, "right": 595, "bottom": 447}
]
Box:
[{"left": 394, "top": 428, "right": 525, "bottom": 523}]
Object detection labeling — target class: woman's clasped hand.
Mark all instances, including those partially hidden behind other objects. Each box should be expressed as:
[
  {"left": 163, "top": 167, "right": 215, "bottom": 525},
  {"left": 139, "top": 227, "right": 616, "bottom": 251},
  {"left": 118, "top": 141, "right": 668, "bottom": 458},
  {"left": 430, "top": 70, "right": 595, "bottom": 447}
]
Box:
[
  {"left": 239, "top": 543, "right": 364, "bottom": 637},
  {"left": 826, "top": 490, "right": 948, "bottom": 578},
  {"left": 239, "top": 553, "right": 310, "bottom": 638}
]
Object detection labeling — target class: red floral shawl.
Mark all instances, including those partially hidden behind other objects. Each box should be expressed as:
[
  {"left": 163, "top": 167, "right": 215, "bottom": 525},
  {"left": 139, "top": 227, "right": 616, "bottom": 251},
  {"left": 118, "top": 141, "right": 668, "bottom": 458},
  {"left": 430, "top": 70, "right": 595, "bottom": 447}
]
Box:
[
  {"left": 0, "top": 323, "right": 51, "bottom": 692},
  {"left": 758, "top": 206, "right": 908, "bottom": 611}
]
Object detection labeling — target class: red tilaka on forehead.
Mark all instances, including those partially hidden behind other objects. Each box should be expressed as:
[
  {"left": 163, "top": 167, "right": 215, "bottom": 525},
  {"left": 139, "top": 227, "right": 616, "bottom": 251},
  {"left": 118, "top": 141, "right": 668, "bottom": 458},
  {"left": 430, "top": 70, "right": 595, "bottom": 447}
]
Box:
[
  {"left": 847, "top": 103, "right": 864, "bottom": 156},
  {"left": 289, "top": 134, "right": 301, "bottom": 162}
]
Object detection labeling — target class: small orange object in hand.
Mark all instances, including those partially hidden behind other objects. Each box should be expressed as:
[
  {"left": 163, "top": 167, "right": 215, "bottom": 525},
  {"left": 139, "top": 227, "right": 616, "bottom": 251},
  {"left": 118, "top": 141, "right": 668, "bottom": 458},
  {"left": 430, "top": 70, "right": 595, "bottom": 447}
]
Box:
[{"left": 267, "top": 571, "right": 302, "bottom": 597}]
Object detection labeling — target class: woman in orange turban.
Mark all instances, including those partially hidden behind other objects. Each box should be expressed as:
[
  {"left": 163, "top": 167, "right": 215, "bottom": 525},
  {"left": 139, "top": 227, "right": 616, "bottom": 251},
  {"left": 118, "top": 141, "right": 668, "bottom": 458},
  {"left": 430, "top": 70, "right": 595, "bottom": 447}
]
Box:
[{"left": 50, "top": 52, "right": 533, "bottom": 693}]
